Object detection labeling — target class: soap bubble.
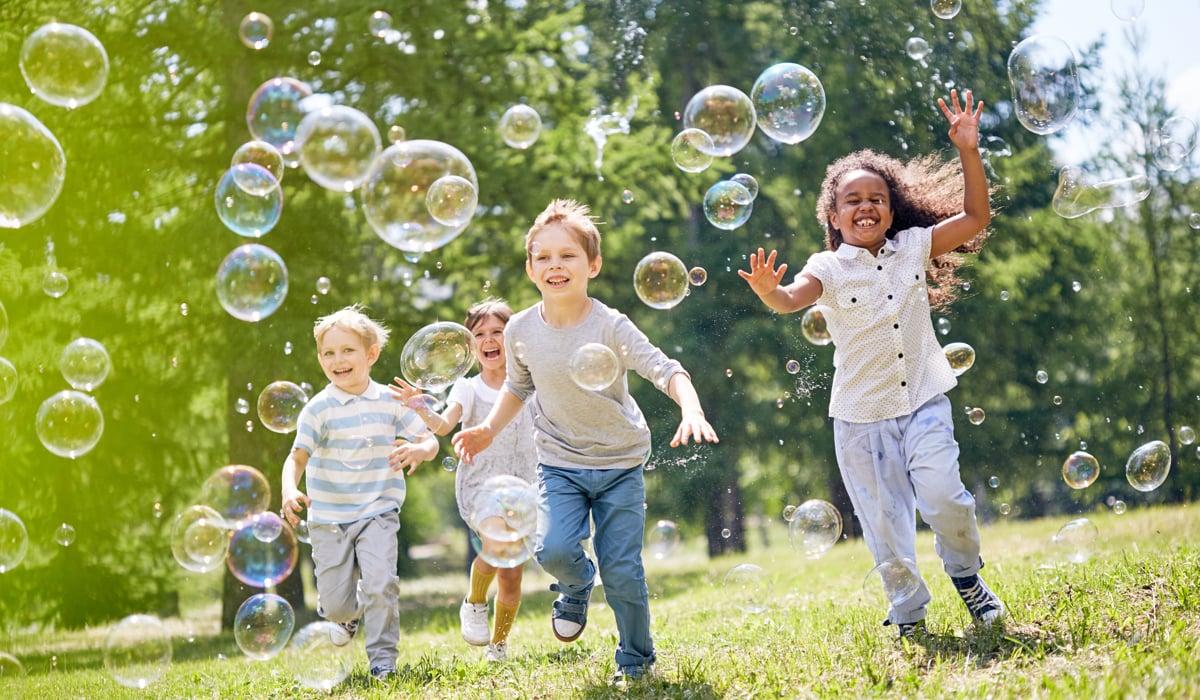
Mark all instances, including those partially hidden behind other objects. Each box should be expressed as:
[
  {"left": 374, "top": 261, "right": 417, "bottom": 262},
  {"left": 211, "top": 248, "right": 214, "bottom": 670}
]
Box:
[
  {"left": 703, "top": 180, "right": 753, "bottom": 230},
  {"left": 20, "top": 23, "right": 109, "bottom": 109},
  {"left": 0, "top": 358, "right": 17, "bottom": 405},
  {"left": 54, "top": 522, "right": 75, "bottom": 547},
  {"left": 723, "top": 563, "right": 769, "bottom": 614},
  {"left": 235, "top": 593, "right": 295, "bottom": 661},
  {"left": 252, "top": 514, "right": 282, "bottom": 543},
  {"left": 721, "top": 528, "right": 731, "bottom": 539},
  {"left": 1036, "top": 369, "right": 1049, "bottom": 384},
  {"left": 730, "top": 173, "right": 759, "bottom": 201},
  {"left": 43, "top": 269, "right": 69, "bottom": 298},
  {"left": 1052, "top": 167, "right": 1150, "bottom": 219},
  {"left": 1112, "top": 500, "right": 1127, "bottom": 515},
  {"left": 284, "top": 622, "right": 356, "bottom": 692},
  {"left": 1053, "top": 518, "right": 1098, "bottom": 564},
  {"left": 801, "top": 305, "right": 832, "bottom": 346},
  {"left": 1007, "top": 35, "right": 1080, "bottom": 135},
  {"left": 257, "top": 381, "right": 307, "bottom": 433},
  {"left": 400, "top": 321, "right": 474, "bottom": 393},
  {"left": 647, "top": 520, "right": 680, "bottom": 560},
  {"left": 621, "top": 189, "right": 635, "bottom": 204},
  {"left": 943, "top": 342, "right": 975, "bottom": 376},
  {"left": 931, "top": 0, "right": 962, "bottom": 19},
  {"left": 988, "top": 475, "right": 1000, "bottom": 488},
  {"left": 469, "top": 529, "right": 536, "bottom": 569},
  {"left": 238, "top": 12, "right": 273, "bottom": 50},
  {"left": 1052, "top": 395, "right": 1063, "bottom": 406},
  {"left": 967, "top": 407, "right": 985, "bottom": 425},
  {"left": 1156, "top": 117, "right": 1197, "bottom": 156},
  {"left": 170, "top": 505, "right": 228, "bottom": 573},
  {"left": 670, "top": 129, "right": 714, "bottom": 173},
  {"left": 246, "top": 77, "right": 312, "bottom": 155},
  {"left": 1190, "top": 213, "right": 1200, "bottom": 230},
  {"left": 59, "top": 337, "right": 111, "bottom": 391},
  {"left": 36, "top": 390, "right": 104, "bottom": 458},
  {"left": 1111, "top": 0, "right": 1144, "bottom": 20},
  {"left": 782, "top": 504, "right": 798, "bottom": 522},
  {"left": 293, "top": 519, "right": 311, "bottom": 544},
  {"left": 228, "top": 512, "right": 298, "bottom": 587},
  {"left": 751, "top": 63, "right": 825, "bottom": 145},
  {"left": 1180, "top": 426, "right": 1196, "bottom": 445},
  {"left": 999, "top": 503, "right": 1011, "bottom": 516},
  {"left": 906, "top": 37, "right": 931, "bottom": 61},
  {"left": 368, "top": 10, "right": 394, "bottom": 37},
  {"left": 216, "top": 244, "right": 289, "bottom": 322},
  {"left": 863, "top": 558, "right": 921, "bottom": 607},
  {"left": 569, "top": 343, "right": 621, "bottom": 391},
  {"left": 470, "top": 476, "right": 541, "bottom": 568},
  {"left": 361, "top": 140, "right": 479, "bottom": 254},
  {"left": 0, "top": 104, "right": 67, "bottom": 228},
  {"left": 442, "top": 456, "right": 458, "bottom": 472},
  {"left": 1125, "top": 440, "right": 1171, "bottom": 492},
  {"left": 103, "top": 614, "right": 172, "bottom": 690},
  {"left": 498, "top": 104, "right": 542, "bottom": 149},
  {"left": 1061, "top": 451, "right": 1100, "bottom": 489},
  {"left": 307, "top": 51, "right": 322, "bottom": 66},
  {"left": 0, "top": 301, "right": 5, "bottom": 349},
  {"left": 198, "top": 465, "right": 271, "bottom": 526},
  {"left": 0, "top": 652, "right": 24, "bottom": 677},
  {"left": 231, "top": 141, "right": 285, "bottom": 191},
  {"left": 295, "top": 106, "right": 381, "bottom": 192},
  {"left": 425, "top": 175, "right": 478, "bottom": 227},
  {"left": 785, "top": 359, "right": 801, "bottom": 375},
  {"left": 387, "top": 124, "right": 406, "bottom": 143},
  {"left": 633, "top": 251, "right": 689, "bottom": 309},
  {"left": 0, "top": 509, "right": 29, "bottom": 573},
  {"left": 982, "top": 135, "right": 1013, "bottom": 158},
  {"left": 936, "top": 317, "right": 951, "bottom": 335},
  {"left": 788, "top": 499, "right": 842, "bottom": 559},
  {"left": 214, "top": 164, "right": 283, "bottom": 237},
  {"left": 688, "top": 266, "right": 708, "bottom": 286},
  {"left": 683, "top": 85, "right": 756, "bottom": 156}
]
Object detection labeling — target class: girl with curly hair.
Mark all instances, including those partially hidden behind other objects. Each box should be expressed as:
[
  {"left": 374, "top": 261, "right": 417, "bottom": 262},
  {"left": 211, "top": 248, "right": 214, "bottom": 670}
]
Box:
[{"left": 739, "top": 90, "right": 1003, "bottom": 640}]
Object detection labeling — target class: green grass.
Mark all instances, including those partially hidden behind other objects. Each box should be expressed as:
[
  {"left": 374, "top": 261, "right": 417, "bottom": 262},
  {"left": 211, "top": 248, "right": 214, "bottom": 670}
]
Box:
[{"left": 4, "top": 505, "right": 1200, "bottom": 698}]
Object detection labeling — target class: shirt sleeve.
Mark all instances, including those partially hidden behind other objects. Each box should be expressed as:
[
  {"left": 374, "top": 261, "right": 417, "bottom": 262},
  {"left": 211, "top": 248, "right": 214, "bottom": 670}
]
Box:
[
  {"left": 798, "top": 252, "right": 835, "bottom": 306},
  {"left": 395, "top": 405, "right": 432, "bottom": 442},
  {"left": 898, "top": 225, "right": 934, "bottom": 261},
  {"left": 291, "top": 401, "right": 320, "bottom": 456},
  {"left": 445, "top": 377, "right": 472, "bottom": 427},
  {"left": 502, "top": 326, "right": 534, "bottom": 402},
  {"left": 610, "top": 310, "right": 687, "bottom": 395}
]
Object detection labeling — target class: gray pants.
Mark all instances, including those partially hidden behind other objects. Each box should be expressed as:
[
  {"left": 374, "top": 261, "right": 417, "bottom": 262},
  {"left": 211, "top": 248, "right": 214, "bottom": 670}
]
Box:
[
  {"left": 309, "top": 510, "right": 401, "bottom": 669},
  {"left": 834, "top": 394, "right": 982, "bottom": 625}
]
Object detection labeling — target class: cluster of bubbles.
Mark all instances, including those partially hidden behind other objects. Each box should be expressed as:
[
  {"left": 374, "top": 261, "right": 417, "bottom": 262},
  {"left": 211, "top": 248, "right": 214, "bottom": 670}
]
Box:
[
  {"left": 1052, "top": 167, "right": 1150, "bottom": 219},
  {"left": 633, "top": 251, "right": 689, "bottom": 309},
  {"left": 942, "top": 342, "right": 975, "bottom": 376},
  {"left": 257, "top": 381, "right": 308, "bottom": 433},
  {"left": 801, "top": 306, "right": 832, "bottom": 346},
  {"left": 568, "top": 343, "right": 621, "bottom": 392},
  {"left": 647, "top": 519, "right": 680, "bottom": 560},
  {"left": 469, "top": 475, "right": 541, "bottom": 568},
  {"left": 785, "top": 499, "right": 842, "bottom": 559},
  {"left": 399, "top": 321, "right": 474, "bottom": 393}
]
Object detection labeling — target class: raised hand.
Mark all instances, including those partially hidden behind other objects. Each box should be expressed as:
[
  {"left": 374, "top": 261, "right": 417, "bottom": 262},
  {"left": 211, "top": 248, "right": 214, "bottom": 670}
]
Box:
[
  {"left": 737, "top": 248, "right": 788, "bottom": 298},
  {"left": 938, "top": 88, "right": 984, "bottom": 151},
  {"left": 669, "top": 413, "right": 720, "bottom": 448},
  {"left": 388, "top": 377, "right": 433, "bottom": 412},
  {"left": 452, "top": 425, "right": 494, "bottom": 465}
]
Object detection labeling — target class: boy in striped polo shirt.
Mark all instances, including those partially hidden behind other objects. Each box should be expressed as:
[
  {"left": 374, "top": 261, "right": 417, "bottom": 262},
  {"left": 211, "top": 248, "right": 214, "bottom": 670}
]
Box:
[{"left": 281, "top": 305, "right": 438, "bottom": 681}]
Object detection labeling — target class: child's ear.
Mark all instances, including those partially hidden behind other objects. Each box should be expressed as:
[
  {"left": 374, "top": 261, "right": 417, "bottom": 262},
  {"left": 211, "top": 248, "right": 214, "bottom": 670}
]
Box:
[
  {"left": 366, "top": 343, "right": 381, "bottom": 365},
  {"left": 588, "top": 255, "right": 602, "bottom": 278},
  {"left": 828, "top": 214, "right": 841, "bottom": 233}
]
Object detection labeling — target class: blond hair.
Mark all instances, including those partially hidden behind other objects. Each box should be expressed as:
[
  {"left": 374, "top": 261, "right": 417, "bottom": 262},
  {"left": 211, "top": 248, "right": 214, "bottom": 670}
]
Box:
[
  {"left": 464, "top": 298, "right": 513, "bottom": 331},
  {"left": 313, "top": 305, "right": 390, "bottom": 349},
  {"left": 525, "top": 199, "right": 602, "bottom": 262}
]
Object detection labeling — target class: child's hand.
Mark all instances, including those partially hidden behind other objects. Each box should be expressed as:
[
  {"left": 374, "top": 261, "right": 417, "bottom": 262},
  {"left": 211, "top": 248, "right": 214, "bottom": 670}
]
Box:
[
  {"left": 452, "top": 425, "right": 494, "bottom": 464},
  {"left": 281, "top": 488, "right": 310, "bottom": 527},
  {"left": 669, "top": 412, "right": 719, "bottom": 448},
  {"left": 388, "top": 439, "right": 427, "bottom": 475},
  {"left": 938, "top": 88, "right": 984, "bottom": 151},
  {"left": 388, "top": 377, "right": 434, "bottom": 412},
  {"left": 737, "top": 248, "right": 788, "bottom": 298}
]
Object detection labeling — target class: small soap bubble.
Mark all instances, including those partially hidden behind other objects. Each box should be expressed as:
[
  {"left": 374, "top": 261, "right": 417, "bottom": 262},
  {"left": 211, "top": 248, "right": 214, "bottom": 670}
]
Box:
[
  {"left": 725, "top": 368, "right": 733, "bottom": 378},
  {"left": 60, "top": 337, "right": 111, "bottom": 391},
  {"left": 988, "top": 476, "right": 999, "bottom": 488},
  {"left": 1000, "top": 290, "right": 1010, "bottom": 301},
  {"left": 235, "top": 397, "right": 250, "bottom": 414},
  {"left": 906, "top": 37, "right": 931, "bottom": 61},
  {"left": 228, "top": 512, "right": 298, "bottom": 587},
  {"left": 20, "top": 23, "right": 109, "bottom": 109},
  {"left": 931, "top": 0, "right": 962, "bottom": 19},
  {"left": 441, "top": 456, "right": 458, "bottom": 472},
  {"left": 634, "top": 252, "right": 688, "bottom": 309},
  {"left": 750, "top": 63, "right": 826, "bottom": 145},
  {"left": 1007, "top": 35, "right": 1080, "bottom": 135},
  {"left": 788, "top": 499, "right": 842, "bottom": 558},
  {"left": 704, "top": 180, "right": 753, "bottom": 230},
  {"left": 647, "top": 520, "right": 680, "bottom": 559},
  {"left": 670, "top": 129, "right": 714, "bottom": 173},
  {"left": 1112, "top": 500, "right": 1127, "bottom": 515},
  {"left": 368, "top": 10, "right": 393, "bottom": 37},
  {"left": 801, "top": 305, "right": 832, "bottom": 346},
  {"left": 782, "top": 504, "right": 798, "bottom": 522},
  {"left": 723, "top": 563, "right": 769, "bottom": 613},
  {"left": 231, "top": 141, "right": 284, "bottom": 190},
  {"left": 1062, "top": 451, "right": 1100, "bottom": 489},
  {"left": 252, "top": 514, "right": 282, "bottom": 543},
  {"left": 1125, "top": 440, "right": 1171, "bottom": 492},
  {"left": 399, "top": 322, "right": 474, "bottom": 393},
  {"left": 171, "top": 505, "right": 227, "bottom": 573},
  {"left": 214, "top": 164, "right": 282, "bottom": 237},
  {"left": 425, "top": 175, "right": 478, "bottom": 227},
  {"left": 245, "top": 420, "right": 254, "bottom": 432},
  {"left": 198, "top": 465, "right": 271, "bottom": 526},
  {"left": 283, "top": 621, "right": 356, "bottom": 691},
  {"left": 730, "top": 173, "right": 759, "bottom": 201},
  {"left": 238, "top": 13, "right": 273, "bottom": 50},
  {"left": 387, "top": 125, "right": 406, "bottom": 143},
  {"left": 1052, "top": 395, "right": 1063, "bottom": 406},
  {"left": 153, "top": 502, "right": 163, "bottom": 519},
  {"left": 998, "top": 503, "right": 1011, "bottom": 516},
  {"left": 967, "top": 407, "right": 985, "bottom": 425},
  {"left": 235, "top": 593, "right": 295, "bottom": 661},
  {"left": 621, "top": 189, "right": 635, "bottom": 204},
  {"left": 54, "top": 522, "right": 75, "bottom": 547},
  {"left": 257, "top": 381, "right": 307, "bottom": 434},
  {"left": 684, "top": 85, "right": 756, "bottom": 156},
  {"left": 498, "top": 104, "right": 542, "bottom": 149},
  {"left": 1179, "top": 426, "right": 1195, "bottom": 445},
  {"left": 936, "top": 317, "right": 951, "bottom": 335},
  {"left": 1036, "top": 369, "right": 1048, "bottom": 384},
  {"left": 942, "top": 342, "right": 975, "bottom": 376},
  {"left": 569, "top": 343, "right": 620, "bottom": 391},
  {"left": 0, "top": 104, "right": 67, "bottom": 228},
  {"left": 295, "top": 106, "right": 382, "bottom": 192},
  {"left": 36, "top": 390, "right": 104, "bottom": 458},
  {"left": 1071, "top": 280, "right": 1082, "bottom": 293},
  {"left": 179, "top": 302, "right": 189, "bottom": 317},
  {"left": 688, "top": 266, "right": 707, "bottom": 286},
  {"left": 307, "top": 50, "right": 321, "bottom": 66},
  {"left": 863, "top": 558, "right": 921, "bottom": 608},
  {"left": 293, "top": 519, "right": 311, "bottom": 544},
  {"left": 103, "top": 614, "right": 172, "bottom": 689},
  {"left": 785, "top": 359, "right": 801, "bottom": 375},
  {"left": 720, "top": 528, "right": 731, "bottom": 539},
  {"left": 216, "top": 244, "right": 289, "bottom": 323},
  {"left": 43, "top": 270, "right": 69, "bottom": 298},
  {"left": 246, "top": 77, "right": 313, "bottom": 159},
  {"left": 283, "top": 341, "right": 293, "bottom": 356}
]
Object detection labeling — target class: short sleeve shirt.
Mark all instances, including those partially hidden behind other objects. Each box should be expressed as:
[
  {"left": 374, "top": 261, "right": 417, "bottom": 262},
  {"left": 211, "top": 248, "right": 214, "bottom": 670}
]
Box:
[{"left": 799, "top": 226, "right": 957, "bottom": 423}]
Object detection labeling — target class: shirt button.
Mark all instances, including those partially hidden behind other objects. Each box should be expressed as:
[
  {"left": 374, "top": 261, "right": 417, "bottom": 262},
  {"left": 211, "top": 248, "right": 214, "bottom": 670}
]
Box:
[
  {"left": 877, "top": 265, "right": 883, "bottom": 271},
  {"left": 893, "top": 323, "right": 899, "bottom": 329},
  {"left": 887, "top": 294, "right": 893, "bottom": 300},
  {"left": 914, "top": 274, "right": 919, "bottom": 280},
  {"left": 898, "top": 353, "right": 904, "bottom": 358},
  {"left": 901, "top": 381, "right": 907, "bottom": 387},
  {"left": 851, "top": 297, "right": 857, "bottom": 303}
]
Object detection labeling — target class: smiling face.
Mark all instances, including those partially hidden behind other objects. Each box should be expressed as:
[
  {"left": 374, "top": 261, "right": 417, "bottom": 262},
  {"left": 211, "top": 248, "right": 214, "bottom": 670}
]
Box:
[
  {"left": 829, "top": 169, "right": 894, "bottom": 251},
  {"left": 525, "top": 223, "right": 602, "bottom": 300},
  {"left": 317, "top": 325, "right": 380, "bottom": 395},
  {"left": 468, "top": 314, "right": 507, "bottom": 371}
]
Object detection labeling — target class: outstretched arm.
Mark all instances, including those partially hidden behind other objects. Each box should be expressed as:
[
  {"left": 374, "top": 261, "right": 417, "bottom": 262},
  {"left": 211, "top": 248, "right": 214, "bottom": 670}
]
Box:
[
  {"left": 738, "top": 248, "right": 823, "bottom": 314},
  {"left": 930, "top": 89, "right": 991, "bottom": 259},
  {"left": 451, "top": 388, "right": 525, "bottom": 463}
]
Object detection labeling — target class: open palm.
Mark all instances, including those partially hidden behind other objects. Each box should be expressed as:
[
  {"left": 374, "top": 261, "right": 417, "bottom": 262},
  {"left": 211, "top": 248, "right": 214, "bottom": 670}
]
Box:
[{"left": 938, "top": 88, "right": 984, "bottom": 150}]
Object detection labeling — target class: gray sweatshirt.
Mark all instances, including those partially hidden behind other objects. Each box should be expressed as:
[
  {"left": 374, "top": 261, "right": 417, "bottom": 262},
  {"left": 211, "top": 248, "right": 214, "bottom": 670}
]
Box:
[{"left": 503, "top": 298, "right": 687, "bottom": 470}]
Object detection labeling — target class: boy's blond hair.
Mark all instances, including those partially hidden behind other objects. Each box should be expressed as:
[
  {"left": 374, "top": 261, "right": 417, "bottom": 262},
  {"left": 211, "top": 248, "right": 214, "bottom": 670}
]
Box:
[
  {"left": 313, "top": 305, "right": 390, "bottom": 349},
  {"left": 525, "top": 199, "right": 602, "bottom": 262},
  {"left": 464, "top": 297, "right": 513, "bottom": 331}
]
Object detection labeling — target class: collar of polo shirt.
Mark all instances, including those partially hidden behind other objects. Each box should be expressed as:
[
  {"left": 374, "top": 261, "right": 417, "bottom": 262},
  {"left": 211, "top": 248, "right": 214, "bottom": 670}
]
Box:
[
  {"left": 836, "top": 235, "right": 901, "bottom": 259},
  {"left": 328, "top": 380, "right": 383, "bottom": 404}
]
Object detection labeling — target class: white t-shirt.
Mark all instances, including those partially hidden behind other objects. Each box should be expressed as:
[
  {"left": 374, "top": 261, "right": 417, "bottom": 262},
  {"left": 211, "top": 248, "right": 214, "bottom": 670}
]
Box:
[{"left": 799, "top": 226, "right": 958, "bottom": 423}]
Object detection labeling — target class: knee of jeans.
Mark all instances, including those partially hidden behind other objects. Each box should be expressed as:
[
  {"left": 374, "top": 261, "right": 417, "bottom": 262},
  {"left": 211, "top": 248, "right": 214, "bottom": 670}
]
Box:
[
  {"left": 597, "top": 562, "right": 645, "bottom": 601},
  {"left": 317, "top": 591, "right": 358, "bottom": 622},
  {"left": 358, "top": 573, "right": 400, "bottom": 605},
  {"left": 536, "top": 538, "right": 579, "bottom": 573}
]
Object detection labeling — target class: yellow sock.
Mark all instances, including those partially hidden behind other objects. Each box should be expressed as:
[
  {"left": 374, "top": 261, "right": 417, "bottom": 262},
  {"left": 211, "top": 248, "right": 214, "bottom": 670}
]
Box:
[
  {"left": 491, "top": 599, "right": 520, "bottom": 644},
  {"left": 467, "top": 561, "right": 496, "bottom": 604}
]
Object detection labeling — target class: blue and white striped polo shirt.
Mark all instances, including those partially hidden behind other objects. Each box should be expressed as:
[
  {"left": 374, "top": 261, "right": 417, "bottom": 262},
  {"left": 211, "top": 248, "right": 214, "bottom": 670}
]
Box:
[{"left": 292, "top": 380, "right": 430, "bottom": 525}]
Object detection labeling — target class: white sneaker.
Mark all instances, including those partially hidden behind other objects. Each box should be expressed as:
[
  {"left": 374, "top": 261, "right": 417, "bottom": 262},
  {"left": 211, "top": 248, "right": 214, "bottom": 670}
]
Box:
[
  {"left": 329, "top": 619, "right": 359, "bottom": 647},
  {"left": 460, "top": 599, "right": 491, "bottom": 646},
  {"left": 484, "top": 641, "right": 507, "bottom": 662}
]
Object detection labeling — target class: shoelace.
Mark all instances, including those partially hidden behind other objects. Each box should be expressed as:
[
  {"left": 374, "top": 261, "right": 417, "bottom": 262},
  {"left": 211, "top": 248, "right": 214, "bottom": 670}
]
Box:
[{"left": 955, "top": 579, "right": 998, "bottom": 615}]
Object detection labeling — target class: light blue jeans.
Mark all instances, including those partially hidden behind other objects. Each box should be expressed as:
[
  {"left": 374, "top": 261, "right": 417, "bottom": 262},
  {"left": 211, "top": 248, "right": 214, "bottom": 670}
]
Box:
[
  {"left": 536, "top": 464, "right": 655, "bottom": 671},
  {"left": 834, "top": 394, "right": 983, "bottom": 625}
]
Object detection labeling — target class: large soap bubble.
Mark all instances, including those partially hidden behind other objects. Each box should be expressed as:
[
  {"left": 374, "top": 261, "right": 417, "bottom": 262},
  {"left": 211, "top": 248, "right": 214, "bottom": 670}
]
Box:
[
  {"left": 0, "top": 104, "right": 67, "bottom": 228},
  {"left": 235, "top": 593, "right": 295, "bottom": 661},
  {"left": 257, "top": 381, "right": 307, "bottom": 434},
  {"left": 942, "top": 342, "right": 975, "bottom": 376},
  {"left": 569, "top": 343, "right": 621, "bottom": 391},
  {"left": 1151, "top": 117, "right": 1196, "bottom": 172},
  {"left": 683, "top": 85, "right": 756, "bottom": 157},
  {"left": 216, "top": 244, "right": 288, "bottom": 322},
  {"left": 232, "top": 140, "right": 285, "bottom": 191},
  {"left": 103, "top": 614, "right": 172, "bottom": 690},
  {"left": 0, "top": 358, "right": 17, "bottom": 405},
  {"left": 931, "top": 0, "right": 962, "bottom": 19},
  {"left": 906, "top": 37, "right": 932, "bottom": 61},
  {"left": 199, "top": 465, "right": 271, "bottom": 526},
  {"left": 1051, "top": 167, "right": 1150, "bottom": 219},
  {"left": 0, "top": 300, "right": 6, "bottom": 350},
  {"left": 730, "top": 173, "right": 759, "bottom": 201},
  {"left": 1007, "top": 35, "right": 1080, "bottom": 135},
  {"left": 647, "top": 519, "right": 680, "bottom": 560},
  {"left": 751, "top": 63, "right": 826, "bottom": 145},
  {"left": 399, "top": 321, "right": 474, "bottom": 393},
  {"left": 471, "top": 475, "right": 540, "bottom": 543},
  {"left": 36, "top": 390, "right": 104, "bottom": 458},
  {"left": 284, "top": 621, "right": 356, "bottom": 691},
  {"left": 214, "top": 164, "right": 283, "bottom": 237},
  {"left": 425, "top": 175, "right": 478, "bottom": 227},
  {"left": 59, "top": 337, "right": 111, "bottom": 391},
  {"left": 1062, "top": 450, "right": 1100, "bottom": 489},
  {"left": 498, "top": 104, "right": 542, "bottom": 149},
  {"left": 468, "top": 529, "right": 537, "bottom": 569},
  {"left": 170, "top": 504, "right": 228, "bottom": 573},
  {"left": 361, "top": 140, "right": 479, "bottom": 254},
  {"left": 788, "top": 499, "right": 842, "bottom": 559},
  {"left": 670, "top": 129, "right": 714, "bottom": 173},
  {"left": 228, "top": 512, "right": 298, "bottom": 587},
  {"left": 20, "top": 23, "right": 109, "bottom": 109},
  {"left": 0, "top": 652, "right": 24, "bottom": 677},
  {"left": 703, "top": 180, "right": 753, "bottom": 230},
  {"left": 633, "top": 251, "right": 689, "bottom": 310},
  {"left": 863, "top": 558, "right": 921, "bottom": 607},
  {"left": 247, "top": 77, "right": 313, "bottom": 156},
  {"left": 295, "top": 106, "right": 382, "bottom": 192},
  {"left": 801, "top": 305, "right": 832, "bottom": 346},
  {"left": 1053, "top": 517, "right": 1098, "bottom": 564},
  {"left": 0, "top": 509, "right": 29, "bottom": 573},
  {"left": 1125, "top": 440, "right": 1171, "bottom": 492},
  {"left": 723, "top": 563, "right": 770, "bottom": 614}
]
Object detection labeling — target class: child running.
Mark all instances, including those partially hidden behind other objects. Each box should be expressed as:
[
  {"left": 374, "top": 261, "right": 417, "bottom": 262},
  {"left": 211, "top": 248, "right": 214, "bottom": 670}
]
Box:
[
  {"left": 739, "top": 90, "right": 1004, "bottom": 638},
  {"left": 453, "top": 199, "right": 719, "bottom": 684},
  {"left": 389, "top": 299, "right": 537, "bottom": 663}
]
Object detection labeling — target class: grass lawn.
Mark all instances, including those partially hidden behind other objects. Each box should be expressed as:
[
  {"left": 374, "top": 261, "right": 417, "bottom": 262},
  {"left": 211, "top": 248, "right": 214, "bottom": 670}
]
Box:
[{"left": 3, "top": 504, "right": 1200, "bottom": 698}]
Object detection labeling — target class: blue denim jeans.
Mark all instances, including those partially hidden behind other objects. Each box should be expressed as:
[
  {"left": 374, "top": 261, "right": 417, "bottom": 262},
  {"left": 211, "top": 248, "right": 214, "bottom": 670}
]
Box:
[{"left": 536, "top": 464, "right": 655, "bottom": 671}]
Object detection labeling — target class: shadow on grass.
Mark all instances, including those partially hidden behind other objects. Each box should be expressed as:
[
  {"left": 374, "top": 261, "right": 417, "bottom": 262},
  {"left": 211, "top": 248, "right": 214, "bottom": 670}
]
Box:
[
  {"left": 577, "top": 657, "right": 721, "bottom": 700},
  {"left": 906, "top": 620, "right": 1067, "bottom": 667},
  {"left": 13, "top": 632, "right": 243, "bottom": 677}
]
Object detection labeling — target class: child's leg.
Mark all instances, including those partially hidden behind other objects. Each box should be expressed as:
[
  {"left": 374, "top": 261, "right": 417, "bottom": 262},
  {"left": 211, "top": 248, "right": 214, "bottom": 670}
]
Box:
[
  {"left": 833, "top": 419, "right": 931, "bottom": 625},
  {"left": 902, "top": 395, "right": 982, "bottom": 577},
  {"left": 590, "top": 466, "right": 654, "bottom": 671},
  {"left": 308, "top": 522, "right": 362, "bottom": 624},
  {"left": 535, "top": 466, "right": 596, "bottom": 598},
  {"left": 468, "top": 556, "right": 498, "bottom": 604},
  {"left": 491, "top": 565, "right": 523, "bottom": 645},
  {"left": 353, "top": 511, "right": 402, "bottom": 671}
]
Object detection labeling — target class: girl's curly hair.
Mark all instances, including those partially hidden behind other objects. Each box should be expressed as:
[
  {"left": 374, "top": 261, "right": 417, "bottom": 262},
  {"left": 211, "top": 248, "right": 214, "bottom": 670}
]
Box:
[{"left": 815, "top": 149, "right": 991, "bottom": 310}]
